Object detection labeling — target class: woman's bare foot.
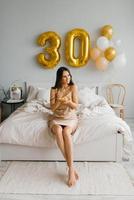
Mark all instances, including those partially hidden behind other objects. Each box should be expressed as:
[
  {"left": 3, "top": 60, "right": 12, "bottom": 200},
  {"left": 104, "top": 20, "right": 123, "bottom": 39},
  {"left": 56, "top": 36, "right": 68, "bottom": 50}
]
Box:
[
  {"left": 67, "top": 167, "right": 76, "bottom": 187},
  {"left": 74, "top": 169, "right": 79, "bottom": 180}
]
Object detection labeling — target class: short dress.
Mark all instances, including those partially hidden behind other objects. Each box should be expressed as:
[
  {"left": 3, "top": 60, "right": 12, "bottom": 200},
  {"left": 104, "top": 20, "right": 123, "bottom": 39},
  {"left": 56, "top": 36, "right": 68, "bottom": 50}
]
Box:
[{"left": 48, "top": 86, "right": 78, "bottom": 135}]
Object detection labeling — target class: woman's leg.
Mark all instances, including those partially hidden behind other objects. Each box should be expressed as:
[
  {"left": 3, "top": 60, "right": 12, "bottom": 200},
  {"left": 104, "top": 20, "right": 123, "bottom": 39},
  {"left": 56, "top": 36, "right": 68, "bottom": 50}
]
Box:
[
  {"left": 62, "top": 126, "right": 78, "bottom": 187},
  {"left": 51, "top": 124, "right": 66, "bottom": 158},
  {"left": 51, "top": 124, "right": 74, "bottom": 162},
  {"left": 51, "top": 124, "right": 79, "bottom": 186}
]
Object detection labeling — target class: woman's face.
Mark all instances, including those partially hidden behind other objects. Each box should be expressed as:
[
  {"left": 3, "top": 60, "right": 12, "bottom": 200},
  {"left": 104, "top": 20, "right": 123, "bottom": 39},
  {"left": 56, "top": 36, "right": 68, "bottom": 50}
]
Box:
[{"left": 61, "top": 70, "right": 71, "bottom": 85}]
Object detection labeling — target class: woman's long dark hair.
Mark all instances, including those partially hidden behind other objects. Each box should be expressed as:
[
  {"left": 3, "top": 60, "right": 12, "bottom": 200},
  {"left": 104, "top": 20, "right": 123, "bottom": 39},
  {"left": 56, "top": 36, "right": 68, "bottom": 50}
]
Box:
[{"left": 52, "top": 66, "right": 74, "bottom": 89}]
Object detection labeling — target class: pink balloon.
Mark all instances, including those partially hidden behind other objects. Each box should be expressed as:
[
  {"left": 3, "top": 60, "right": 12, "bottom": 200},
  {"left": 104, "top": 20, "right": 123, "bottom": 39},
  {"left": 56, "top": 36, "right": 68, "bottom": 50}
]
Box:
[
  {"left": 95, "top": 56, "right": 109, "bottom": 70},
  {"left": 90, "top": 48, "right": 101, "bottom": 61}
]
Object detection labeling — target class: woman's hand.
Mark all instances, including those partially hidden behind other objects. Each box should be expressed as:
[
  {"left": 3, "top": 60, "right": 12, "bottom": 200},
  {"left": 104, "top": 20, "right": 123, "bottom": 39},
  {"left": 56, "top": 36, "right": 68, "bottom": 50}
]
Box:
[{"left": 58, "top": 97, "right": 71, "bottom": 105}]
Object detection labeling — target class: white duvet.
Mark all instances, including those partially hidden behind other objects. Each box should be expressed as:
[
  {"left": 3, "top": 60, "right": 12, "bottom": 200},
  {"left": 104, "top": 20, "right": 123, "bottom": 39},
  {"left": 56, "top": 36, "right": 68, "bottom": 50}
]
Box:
[{"left": 0, "top": 95, "right": 133, "bottom": 151}]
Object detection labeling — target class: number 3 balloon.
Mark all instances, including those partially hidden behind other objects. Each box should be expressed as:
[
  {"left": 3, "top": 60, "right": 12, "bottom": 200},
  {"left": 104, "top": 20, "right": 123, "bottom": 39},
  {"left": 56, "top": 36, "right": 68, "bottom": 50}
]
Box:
[{"left": 37, "top": 31, "right": 61, "bottom": 69}]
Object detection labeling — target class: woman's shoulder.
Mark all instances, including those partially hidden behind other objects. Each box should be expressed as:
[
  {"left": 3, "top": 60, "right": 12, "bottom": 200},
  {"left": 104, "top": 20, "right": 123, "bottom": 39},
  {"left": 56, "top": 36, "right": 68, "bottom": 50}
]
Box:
[
  {"left": 70, "top": 84, "right": 78, "bottom": 91},
  {"left": 50, "top": 87, "right": 57, "bottom": 94}
]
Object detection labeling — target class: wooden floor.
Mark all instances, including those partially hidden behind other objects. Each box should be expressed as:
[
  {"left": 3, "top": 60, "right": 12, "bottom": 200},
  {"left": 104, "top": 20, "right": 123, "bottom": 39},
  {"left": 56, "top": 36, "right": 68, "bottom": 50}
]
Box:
[{"left": 0, "top": 118, "right": 134, "bottom": 200}]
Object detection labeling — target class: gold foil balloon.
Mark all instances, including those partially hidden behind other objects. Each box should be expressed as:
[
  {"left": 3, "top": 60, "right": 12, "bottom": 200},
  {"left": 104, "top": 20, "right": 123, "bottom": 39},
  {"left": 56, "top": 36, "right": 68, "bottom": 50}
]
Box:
[
  {"left": 95, "top": 56, "right": 109, "bottom": 71},
  {"left": 37, "top": 31, "right": 61, "bottom": 69},
  {"left": 90, "top": 48, "right": 102, "bottom": 61},
  {"left": 104, "top": 47, "right": 116, "bottom": 61},
  {"left": 101, "top": 25, "right": 113, "bottom": 40},
  {"left": 65, "top": 28, "right": 90, "bottom": 67}
]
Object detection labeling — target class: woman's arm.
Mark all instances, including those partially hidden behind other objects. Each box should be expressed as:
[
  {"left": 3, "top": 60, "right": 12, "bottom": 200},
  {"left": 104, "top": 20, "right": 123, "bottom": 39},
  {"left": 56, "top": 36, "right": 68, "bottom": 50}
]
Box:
[
  {"left": 50, "top": 88, "right": 61, "bottom": 112},
  {"left": 68, "top": 85, "right": 78, "bottom": 109}
]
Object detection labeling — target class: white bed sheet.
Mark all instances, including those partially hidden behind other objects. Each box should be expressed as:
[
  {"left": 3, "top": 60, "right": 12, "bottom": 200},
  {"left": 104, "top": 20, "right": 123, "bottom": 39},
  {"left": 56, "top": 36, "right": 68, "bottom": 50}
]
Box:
[{"left": 0, "top": 96, "right": 133, "bottom": 150}]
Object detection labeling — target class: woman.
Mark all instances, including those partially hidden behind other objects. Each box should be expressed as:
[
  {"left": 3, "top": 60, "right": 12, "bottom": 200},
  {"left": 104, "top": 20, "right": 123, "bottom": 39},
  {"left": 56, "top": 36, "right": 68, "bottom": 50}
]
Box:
[{"left": 48, "top": 66, "right": 79, "bottom": 187}]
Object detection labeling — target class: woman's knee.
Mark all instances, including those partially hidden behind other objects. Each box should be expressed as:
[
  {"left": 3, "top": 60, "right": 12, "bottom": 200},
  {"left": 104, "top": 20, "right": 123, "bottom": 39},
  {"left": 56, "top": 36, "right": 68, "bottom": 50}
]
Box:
[
  {"left": 63, "top": 127, "right": 72, "bottom": 138},
  {"left": 51, "top": 124, "right": 63, "bottom": 135}
]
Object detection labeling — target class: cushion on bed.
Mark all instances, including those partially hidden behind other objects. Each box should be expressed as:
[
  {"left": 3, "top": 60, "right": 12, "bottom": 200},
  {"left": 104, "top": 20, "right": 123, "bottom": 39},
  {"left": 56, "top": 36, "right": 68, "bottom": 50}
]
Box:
[
  {"left": 26, "top": 86, "right": 50, "bottom": 103},
  {"left": 78, "top": 87, "right": 100, "bottom": 107},
  {"left": 36, "top": 88, "right": 50, "bottom": 102},
  {"left": 26, "top": 85, "right": 39, "bottom": 102}
]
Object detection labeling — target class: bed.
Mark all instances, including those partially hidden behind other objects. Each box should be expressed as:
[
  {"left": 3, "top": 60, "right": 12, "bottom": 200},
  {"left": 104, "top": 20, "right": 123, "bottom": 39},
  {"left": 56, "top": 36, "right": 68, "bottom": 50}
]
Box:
[{"left": 0, "top": 82, "right": 133, "bottom": 162}]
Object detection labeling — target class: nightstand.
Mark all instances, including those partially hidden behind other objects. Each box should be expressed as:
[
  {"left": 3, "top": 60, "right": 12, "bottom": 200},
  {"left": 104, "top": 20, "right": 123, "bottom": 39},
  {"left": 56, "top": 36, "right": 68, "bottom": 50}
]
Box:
[{"left": 1, "top": 99, "right": 24, "bottom": 121}]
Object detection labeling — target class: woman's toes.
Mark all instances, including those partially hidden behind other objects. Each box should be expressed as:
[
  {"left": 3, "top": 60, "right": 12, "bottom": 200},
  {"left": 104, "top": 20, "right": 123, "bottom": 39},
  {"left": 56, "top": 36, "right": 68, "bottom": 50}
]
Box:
[{"left": 67, "top": 176, "right": 76, "bottom": 187}]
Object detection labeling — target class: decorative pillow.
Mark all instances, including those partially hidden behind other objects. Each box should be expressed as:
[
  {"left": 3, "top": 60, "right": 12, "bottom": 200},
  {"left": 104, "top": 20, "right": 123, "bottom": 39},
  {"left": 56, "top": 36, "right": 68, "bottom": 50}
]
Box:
[
  {"left": 26, "top": 85, "right": 50, "bottom": 103},
  {"left": 78, "top": 87, "right": 99, "bottom": 107},
  {"left": 36, "top": 88, "right": 50, "bottom": 103},
  {"left": 77, "top": 84, "right": 97, "bottom": 94},
  {"left": 26, "top": 85, "right": 39, "bottom": 102}
]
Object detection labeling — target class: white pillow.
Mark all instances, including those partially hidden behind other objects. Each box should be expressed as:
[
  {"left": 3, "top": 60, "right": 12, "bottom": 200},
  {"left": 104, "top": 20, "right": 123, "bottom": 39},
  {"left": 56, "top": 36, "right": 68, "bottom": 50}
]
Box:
[
  {"left": 78, "top": 85, "right": 96, "bottom": 94},
  {"left": 36, "top": 88, "right": 50, "bottom": 103},
  {"left": 78, "top": 87, "right": 99, "bottom": 107},
  {"left": 26, "top": 85, "right": 39, "bottom": 102},
  {"left": 26, "top": 85, "right": 50, "bottom": 103}
]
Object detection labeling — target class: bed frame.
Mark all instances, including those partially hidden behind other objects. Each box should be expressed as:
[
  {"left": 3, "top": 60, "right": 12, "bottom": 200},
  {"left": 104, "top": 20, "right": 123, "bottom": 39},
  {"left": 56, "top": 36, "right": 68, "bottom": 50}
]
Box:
[
  {"left": 0, "top": 134, "right": 123, "bottom": 162},
  {"left": 0, "top": 82, "right": 123, "bottom": 162}
]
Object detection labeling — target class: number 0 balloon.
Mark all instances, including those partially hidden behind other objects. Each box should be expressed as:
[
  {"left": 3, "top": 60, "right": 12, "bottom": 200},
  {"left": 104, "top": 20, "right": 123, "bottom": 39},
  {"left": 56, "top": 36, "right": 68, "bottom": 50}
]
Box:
[{"left": 65, "top": 29, "right": 90, "bottom": 67}]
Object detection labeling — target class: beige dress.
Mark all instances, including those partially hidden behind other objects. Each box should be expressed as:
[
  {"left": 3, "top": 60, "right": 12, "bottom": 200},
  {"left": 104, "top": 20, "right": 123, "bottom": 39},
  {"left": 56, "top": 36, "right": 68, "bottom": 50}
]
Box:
[{"left": 48, "top": 86, "right": 78, "bottom": 134}]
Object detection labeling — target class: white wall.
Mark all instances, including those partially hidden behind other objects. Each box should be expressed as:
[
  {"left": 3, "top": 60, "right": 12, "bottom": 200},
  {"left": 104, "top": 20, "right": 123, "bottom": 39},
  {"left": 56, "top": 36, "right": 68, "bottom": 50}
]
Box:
[{"left": 0, "top": 0, "right": 134, "bottom": 117}]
